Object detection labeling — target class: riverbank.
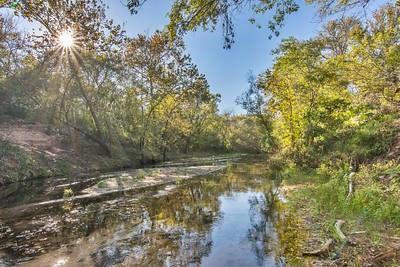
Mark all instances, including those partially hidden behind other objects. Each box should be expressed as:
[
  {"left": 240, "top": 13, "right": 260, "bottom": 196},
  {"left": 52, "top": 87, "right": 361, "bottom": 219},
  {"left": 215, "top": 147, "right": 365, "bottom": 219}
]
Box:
[
  {"left": 0, "top": 121, "right": 245, "bottom": 186},
  {"left": 260, "top": 112, "right": 400, "bottom": 266},
  {"left": 279, "top": 163, "right": 400, "bottom": 267}
]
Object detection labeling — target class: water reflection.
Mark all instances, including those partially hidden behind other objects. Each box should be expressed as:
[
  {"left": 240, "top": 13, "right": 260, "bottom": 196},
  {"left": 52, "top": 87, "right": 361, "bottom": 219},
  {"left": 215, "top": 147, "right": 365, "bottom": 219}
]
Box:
[{"left": 0, "top": 162, "right": 304, "bottom": 266}]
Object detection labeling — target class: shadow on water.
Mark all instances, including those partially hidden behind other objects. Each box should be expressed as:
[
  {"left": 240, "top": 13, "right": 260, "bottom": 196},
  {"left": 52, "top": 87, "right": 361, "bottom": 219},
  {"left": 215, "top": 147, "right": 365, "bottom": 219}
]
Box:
[{"left": 0, "top": 161, "right": 306, "bottom": 266}]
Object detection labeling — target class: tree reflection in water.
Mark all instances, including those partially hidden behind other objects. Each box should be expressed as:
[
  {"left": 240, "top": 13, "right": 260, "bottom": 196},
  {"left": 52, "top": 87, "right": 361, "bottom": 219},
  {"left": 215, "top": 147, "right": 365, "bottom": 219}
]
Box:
[{"left": 1, "top": 162, "right": 304, "bottom": 266}]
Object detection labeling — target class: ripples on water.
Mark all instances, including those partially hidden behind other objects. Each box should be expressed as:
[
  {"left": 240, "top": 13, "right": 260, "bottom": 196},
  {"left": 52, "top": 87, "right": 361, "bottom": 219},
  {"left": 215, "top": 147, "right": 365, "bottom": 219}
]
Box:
[{"left": 0, "top": 162, "right": 304, "bottom": 266}]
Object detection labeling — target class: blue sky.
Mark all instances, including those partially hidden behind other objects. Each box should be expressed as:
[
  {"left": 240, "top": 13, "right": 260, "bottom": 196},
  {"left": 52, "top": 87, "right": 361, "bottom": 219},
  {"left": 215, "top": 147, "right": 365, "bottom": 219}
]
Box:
[
  {"left": 105, "top": 1, "right": 322, "bottom": 114},
  {"left": 7, "top": 0, "right": 387, "bottom": 113}
]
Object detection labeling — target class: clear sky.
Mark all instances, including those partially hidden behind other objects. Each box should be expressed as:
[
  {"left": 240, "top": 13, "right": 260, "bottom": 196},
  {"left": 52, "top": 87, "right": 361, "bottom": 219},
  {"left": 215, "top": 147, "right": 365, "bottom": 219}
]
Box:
[
  {"left": 104, "top": 1, "right": 324, "bottom": 114},
  {"left": 3, "top": 0, "right": 388, "bottom": 113}
]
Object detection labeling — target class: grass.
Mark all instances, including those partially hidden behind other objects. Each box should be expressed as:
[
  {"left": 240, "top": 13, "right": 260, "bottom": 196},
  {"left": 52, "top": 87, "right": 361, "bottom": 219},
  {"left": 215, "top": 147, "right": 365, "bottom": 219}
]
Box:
[
  {"left": 287, "top": 161, "right": 400, "bottom": 235},
  {"left": 281, "top": 110, "right": 400, "bottom": 234},
  {"left": 54, "top": 159, "right": 73, "bottom": 176},
  {"left": 96, "top": 180, "right": 107, "bottom": 188},
  {"left": 135, "top": 169, "right": 146, "bottom": 180}
]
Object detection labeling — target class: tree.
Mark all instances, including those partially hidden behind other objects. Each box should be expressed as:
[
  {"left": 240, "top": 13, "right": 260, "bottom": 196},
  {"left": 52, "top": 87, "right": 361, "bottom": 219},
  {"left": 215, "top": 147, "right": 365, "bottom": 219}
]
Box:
[
  {"left": 0, "top": 13, "right": 26, "bottom": 79},
  {"left": 127, "top": 0, "right": 381, "bottom": 49},
  {"left": 2, "top": 0, "right": 125, "bottom": 54},
  {"left": 1, "top": 0, "right": 126, "bottom": 156},
  {"left": 344, "top": 4, "right": 400, "bottom": 105},
  {"left": 236, "top": 72, "right": 275, "bottom": 151},
  {"left": 124, "top": 32, "right": 221, "bottom": 162},
  {"left": 259, "top": 37, "right": 353, "bottom": 161},
  {"left": 0, "top": 13, "right": 47, "bottom": 119}
]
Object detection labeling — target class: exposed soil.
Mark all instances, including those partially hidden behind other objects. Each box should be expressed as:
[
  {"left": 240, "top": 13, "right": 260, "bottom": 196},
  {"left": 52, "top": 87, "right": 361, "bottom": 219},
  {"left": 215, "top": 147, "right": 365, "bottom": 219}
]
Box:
[
  {"left": 0, "top": 121, "right": 70, "bottom": 159},
  {"left": 0, "top": 121, "right": 132, "bottom": 185}
]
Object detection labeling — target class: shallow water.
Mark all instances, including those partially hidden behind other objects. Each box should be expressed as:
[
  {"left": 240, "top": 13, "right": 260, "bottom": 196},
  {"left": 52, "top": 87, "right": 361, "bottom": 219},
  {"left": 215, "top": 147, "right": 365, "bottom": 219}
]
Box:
[{"left": 0, "top": 161, "right": 302, "bottom": 266}]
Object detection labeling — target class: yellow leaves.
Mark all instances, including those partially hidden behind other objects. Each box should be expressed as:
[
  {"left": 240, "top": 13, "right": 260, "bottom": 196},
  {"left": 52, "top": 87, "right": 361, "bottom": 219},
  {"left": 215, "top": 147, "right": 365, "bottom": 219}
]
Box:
[
  {"left": 154, "top": 94, "right": 177, "bottom": 116},
  {"left": 21, "top": 52, "right": 38, "bottom": 67}
]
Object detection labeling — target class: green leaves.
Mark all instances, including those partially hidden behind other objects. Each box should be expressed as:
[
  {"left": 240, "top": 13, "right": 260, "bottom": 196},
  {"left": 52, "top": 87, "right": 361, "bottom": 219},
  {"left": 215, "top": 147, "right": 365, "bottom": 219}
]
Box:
[{"left": 252, "top": 4, "right": 399, "bottom": 164}]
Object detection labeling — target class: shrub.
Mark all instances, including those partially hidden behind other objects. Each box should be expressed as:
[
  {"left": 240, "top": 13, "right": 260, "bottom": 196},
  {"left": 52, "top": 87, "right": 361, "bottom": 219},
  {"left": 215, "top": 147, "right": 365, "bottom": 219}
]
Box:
[
  {"left": 63, "top": 188, "right": 74, "bottom": 198},
  {"left": 0, "top": 140, "right": 33, "bottom": 183}
]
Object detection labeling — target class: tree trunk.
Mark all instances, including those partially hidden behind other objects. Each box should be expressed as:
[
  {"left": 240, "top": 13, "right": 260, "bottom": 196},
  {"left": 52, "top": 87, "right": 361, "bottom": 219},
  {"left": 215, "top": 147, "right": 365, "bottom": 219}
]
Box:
[
  {"left": 69, "top": 57, "right": 111, "bottom": 157},
  {"left": 162, "top": 146, "right": 167, "bottom": 162},
  {"left": 184, "top": 136, "right": 192, "bottom": 154},
  {"left": 68, "top": 124, "right": 111, "bottom": 156}
]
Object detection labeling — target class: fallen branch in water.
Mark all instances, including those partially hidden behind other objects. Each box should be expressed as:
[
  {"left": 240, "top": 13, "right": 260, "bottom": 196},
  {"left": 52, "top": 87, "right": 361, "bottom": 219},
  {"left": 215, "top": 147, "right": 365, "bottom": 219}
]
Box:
[{"left": 303, "top": 239, "right": 334, "bottom": 256}]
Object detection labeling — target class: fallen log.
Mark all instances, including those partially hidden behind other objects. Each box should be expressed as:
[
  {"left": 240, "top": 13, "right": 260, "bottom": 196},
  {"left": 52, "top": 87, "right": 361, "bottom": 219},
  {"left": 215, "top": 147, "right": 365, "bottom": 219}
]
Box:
[
  {"left": 303, "top": 239, "right": 334, "bottom": 256},
  {"left": 303, "top": 220, "right": 355, "bottom": 258}
]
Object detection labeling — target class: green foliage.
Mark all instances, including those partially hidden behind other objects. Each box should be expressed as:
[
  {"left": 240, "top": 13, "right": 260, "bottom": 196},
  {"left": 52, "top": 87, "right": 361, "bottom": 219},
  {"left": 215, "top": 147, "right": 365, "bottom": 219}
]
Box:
[
  {"left": 0, "top": 140, "right": 33, "bottom": 183},
  {"left": 216, "top": 114, "right": 271, "bottom": 153},
  {"left": 127, "top": 0, "right": 372, "bottom": 49},
  {"left": 54, "top": 160, "right": 73, "bottom": 176},
  {"left": 96, "top": 180, "right": 106, "bottom": 188},
  {"left": 135, "top": 169, "right": 146, "bottom": 180},
  {"left": 0, "top": 4, "right": 239, "bottom": 169},
  {"left": 334, "top": 113, "right": 399, "bottom": 161},
  {"left": 349, "top": 185, "right": 400, "bottom": 226},
  {"left": 296, "top": 162, "right": 400, "bottom": 230},
  {"left": 252, "top": 4, "right": 400, "bottom": 169},
  {"left": 63, "top": 187, "right": 74, "bottom": 198}
]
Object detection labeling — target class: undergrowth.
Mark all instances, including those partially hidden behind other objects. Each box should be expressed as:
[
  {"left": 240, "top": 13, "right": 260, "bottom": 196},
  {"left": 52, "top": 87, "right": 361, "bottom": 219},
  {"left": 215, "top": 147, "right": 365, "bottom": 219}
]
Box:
[
  {"left": 0, "top": 140, "right": 33, "bottom": 184},
  {"left": 282, "top": 112, "right": 400, "bottom": 235}
]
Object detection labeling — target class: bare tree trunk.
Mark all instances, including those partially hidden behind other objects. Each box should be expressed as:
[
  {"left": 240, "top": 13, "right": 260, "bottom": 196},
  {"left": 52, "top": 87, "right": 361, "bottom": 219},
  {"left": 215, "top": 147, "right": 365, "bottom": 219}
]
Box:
[
  {"left": 69, "top": 66, "right": 111, "bottom": 156},
  {"left": 66, "top": 122, "right": 111, "bottom": 156}
]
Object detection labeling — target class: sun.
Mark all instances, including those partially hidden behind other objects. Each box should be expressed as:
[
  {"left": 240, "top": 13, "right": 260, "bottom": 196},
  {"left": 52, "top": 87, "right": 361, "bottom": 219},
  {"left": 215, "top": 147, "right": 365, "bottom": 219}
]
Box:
[{"left": 58, "top": 29, "right": 74, "bottom": 48}]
